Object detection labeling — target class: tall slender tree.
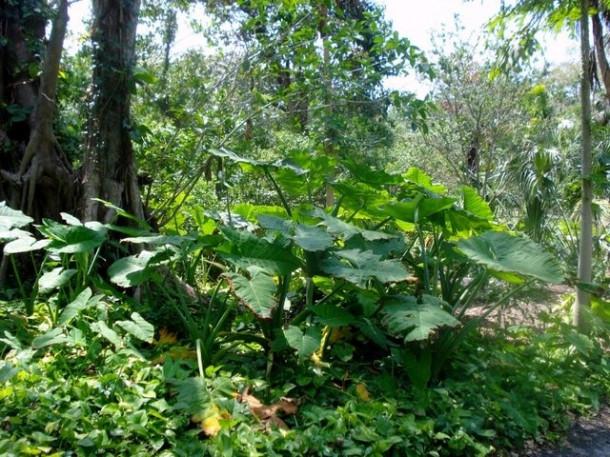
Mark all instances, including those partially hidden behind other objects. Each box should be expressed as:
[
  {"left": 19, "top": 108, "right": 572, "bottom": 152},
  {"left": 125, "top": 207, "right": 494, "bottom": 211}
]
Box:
[{"left": 575, "top": 0, "right": 593, "bottom": 330}]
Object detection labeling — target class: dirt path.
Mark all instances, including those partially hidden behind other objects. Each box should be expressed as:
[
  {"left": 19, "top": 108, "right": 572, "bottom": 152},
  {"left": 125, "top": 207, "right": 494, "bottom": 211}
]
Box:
[{"left": 516, "top": 405, "right": 610, "bottom": 456}]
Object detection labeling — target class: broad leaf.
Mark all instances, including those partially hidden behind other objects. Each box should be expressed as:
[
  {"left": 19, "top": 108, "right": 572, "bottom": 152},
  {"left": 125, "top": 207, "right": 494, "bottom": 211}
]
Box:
[
  {"left": 209, "top": 147, "right": 263, "bottom": 167},
  {"left": 462, "top": 186, "right": 493, "bottom": 220},
  {"left": 38, "top": 219, "right": 107, "bottom": 254},
  {"left": 171, "top": 377, "right": 212, "bottom": 416},
  {"left": 57, "top": 287, "right": 94, "bottom": 326},
  {"left": 456, "top": 231, "right": 564, "bottom": 283},
  {"left": 0, "top": 228, "right": 32, "bottom": 242},
  {"left": 293, "top": 224, "right": 334, "bottom": 252},
  {"left": 382, "top": 295, "right": 459, "bottom": 342},
  {"left": 90, "top": 321, "right": 122, "bottom": 347},
  {"left": 257, "top": 214, "right": 294, "bottom": 237},
  {"left": 122, "top": 234, "right": 196, "bottom": 245},
  {"left": 39, "top": 267, "right": 77, "bottom": 294},
  {"left": 312, "top": 304, "right": 355, "bottom": 327},
  {"left": 311, "top": 208, "right": 395, "bottom": 241},
  {"left": 116, "top": 312, "right": 155, "bottom": 343},
  {"left": 108, "top": 250, "right": 160, "bottom": 287},
  {"left": 333, "top": 181, "right": 391, "bottom": 211},
  {"left": 283, "top": 325, "right": 322, "bottom": 360},
  {"left": 3, "top": 236, "right": 49, "bottom": 254},
  {"left": 378, "top": 196, "right": 423, "bottom": 223},
  {"left": 32, "top": 328, "right": 68, "bottom": 349},
  {"left": 218, "top": 226, "right": 300, "bottom": 276},
  {"left": 92, "top": 199, "right": 152, "bottom": 230},
  {"left": 60, "top": 212, "right": 83, "bottom": 226},
  {"left": 0, "top": 201, "right": 33, "bottom": 230},
  {"left": 321, "top": 249, "right": 409, "bottom": 287},
  {"left": 343, "top": 159, "right": 403, "bottom": 187},
  {"left": 226, "top": 271, "right": 277, "bottom": 319},
  {"left": 404, "top": 168, "right": 447, "bottom": 194},
  {"left": 418, "top": 197, "right": 457, "bottom": 218}
]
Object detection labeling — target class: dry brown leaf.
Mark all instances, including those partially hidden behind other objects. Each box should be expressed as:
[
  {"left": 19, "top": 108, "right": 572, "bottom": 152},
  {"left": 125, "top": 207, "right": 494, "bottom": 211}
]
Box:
[
  {"left": 152, "top": 345, "right": 197, "bottom": 365},
  {"left": 266, "top": 415, "right": 289, "bottom": 431},
  {"left": 156, "top": 327, "right": 178, "bottom": 345},
  {"left": 238, "top": 388, "right": 299, "bottom": 430}
]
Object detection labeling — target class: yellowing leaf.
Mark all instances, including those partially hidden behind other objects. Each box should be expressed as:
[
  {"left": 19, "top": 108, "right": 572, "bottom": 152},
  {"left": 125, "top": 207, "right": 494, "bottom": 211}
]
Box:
[
  {"left": 201, "top": 416, "right": 222, "bottom": 437},
  {"left": 329, "top": 326, "right": 351, "bottom": 343},
  {"left": 356, "top": 383, "right": 371, "bottom": 401},
  {"left": 156, "top": 327, "right": 178, "bottom": 345}
]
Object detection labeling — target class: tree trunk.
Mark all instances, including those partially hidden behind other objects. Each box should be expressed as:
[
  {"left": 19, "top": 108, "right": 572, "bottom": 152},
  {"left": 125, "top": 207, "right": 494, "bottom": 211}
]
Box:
[
  {"left": 80, "top": 0, "right": 144, "bottom": 223},
  {"left": 13, "top": 0, "right": 73, "bottom": 220},
  {"left": 575, "top": 0, "right": 593, "bottom": 332},
  {"left": 0, "top": 0, "right": 72, "bottom": 221},
  {"left": 317, "top": 3, "right": 336, "bottom": 208}
]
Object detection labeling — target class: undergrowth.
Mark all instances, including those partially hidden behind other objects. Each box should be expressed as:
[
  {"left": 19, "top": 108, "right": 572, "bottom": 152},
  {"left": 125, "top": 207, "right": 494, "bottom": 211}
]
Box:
[{"left": 1, "top": 298, "right": 608, "bottom": 457}]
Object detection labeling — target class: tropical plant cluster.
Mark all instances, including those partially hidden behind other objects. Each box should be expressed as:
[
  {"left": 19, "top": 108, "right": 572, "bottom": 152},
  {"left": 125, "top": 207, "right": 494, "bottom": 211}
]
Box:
[{"left": 1, "top": 0, "right": 610, "bottom": 456}]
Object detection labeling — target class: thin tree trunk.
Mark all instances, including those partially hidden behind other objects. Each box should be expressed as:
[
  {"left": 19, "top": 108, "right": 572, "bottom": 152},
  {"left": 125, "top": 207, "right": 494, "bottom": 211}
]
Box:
[
  {"left": 81, "top": 0, "right": 144, "bottom": 223},
  {"left": 317, "top": 3, "right": 336, "bottom": 208},
  {"left": 575, "top": 0, "right": 593, "bottom": 331}
]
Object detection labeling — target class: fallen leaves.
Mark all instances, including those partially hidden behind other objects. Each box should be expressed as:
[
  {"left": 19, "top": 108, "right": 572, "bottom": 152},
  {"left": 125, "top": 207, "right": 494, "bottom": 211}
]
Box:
[{"left": 237, "top": 388, "right": 299, "bottom": 431}]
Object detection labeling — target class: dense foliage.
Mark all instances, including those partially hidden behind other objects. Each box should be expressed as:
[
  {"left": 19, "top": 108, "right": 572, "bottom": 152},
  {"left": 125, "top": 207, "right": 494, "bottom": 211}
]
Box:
[{"left": 1, "top": 0, "right": 610, "bottom": 456}]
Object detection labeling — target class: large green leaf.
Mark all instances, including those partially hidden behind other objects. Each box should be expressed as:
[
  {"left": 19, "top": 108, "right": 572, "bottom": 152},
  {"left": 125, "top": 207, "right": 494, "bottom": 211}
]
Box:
[
  {"left": 90, "top": 321, "right": 122, "bottom": 347},
  {"left": 312, "top": 304, "right": 355, "bottom": 327},
  {"left": 309, "top": 208, "right": 395, "bottom": 241},
  {"left": 343, "top": 159, "right": 403, "bottom": 187},
  {"left": 218, "top": 226, "right": 300, "bottom": 276},
  {"left": 382, "top": 295, "right": 459, "bottom": 342},
  {"left": 57, "top": 288, "right": 95, "bottom": 326},
  {"left": 333, "top": 181, "right": 391, "bottom": 211},
  {"left": 226, "top": 271, "right": 277, "bottom": 319},
  {"left": 0, "top": 201, "right": 33, "bottom": 231},
  {"left": 404, "top": 168, "right": 447, "bottom": 194},
  {"left": 39, "top": 267, "right": 77, "bottom": 294},
  {"left": 108, "top": 250, "right": 161, "bottom": 287},
  {"left": 116, "top": 312, "right": 155, "bottom": 343},
  {"left": 320, "top": 249, "right": 409, "bottom": 287},
  {"left": 462, "top": 186, "right": 493, "bottom": 220},
  {"left": 378, "top": 196, "right": 423, "bottom": 223},
  {"left": 293, "top": 224, "right": 334, "bottom": 252},
  {"left": 32, "top": 328, "right": 68, "bottom": 349},
  {"left": 418, "top": 197, "right": 457, "bottom": 218},
  {"left": 256, "top": 214, "right": 293, "bottom": 237},
  {"left": 456, "top": 231, "right": 564, "bottom": 283},
  {"left": 3, "top": 236, "right": 49, "bottom": 254},
  {"left": 283, "top": 325, "right": 322, "bottom": 360},
  {"left": 38, "top": 219, "right": 107, "bottom": 254}
]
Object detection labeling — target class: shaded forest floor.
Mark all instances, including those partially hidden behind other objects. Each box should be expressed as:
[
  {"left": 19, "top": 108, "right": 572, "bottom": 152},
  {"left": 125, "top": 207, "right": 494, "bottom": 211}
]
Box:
[
  {"left": 476, "top": 284, "right": 610, "bottom": 456},
  {"left": 517, "top": 404, "right": 610, "bottom": 456}
]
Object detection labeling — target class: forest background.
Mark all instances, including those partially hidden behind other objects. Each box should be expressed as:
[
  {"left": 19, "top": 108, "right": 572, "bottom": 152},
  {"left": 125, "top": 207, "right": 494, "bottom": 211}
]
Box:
[{"left": 0, "top": 0, "right": 610, "bottom": 456}]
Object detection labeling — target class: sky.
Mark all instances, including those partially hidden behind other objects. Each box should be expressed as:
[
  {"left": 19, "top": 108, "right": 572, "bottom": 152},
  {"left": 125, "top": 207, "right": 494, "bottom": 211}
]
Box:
[
  {"left": 66, "top": 0, "right": 578, "bottom": 94},
  {"left": 377, "top": 0, "right": 577, "bottom": 92}
]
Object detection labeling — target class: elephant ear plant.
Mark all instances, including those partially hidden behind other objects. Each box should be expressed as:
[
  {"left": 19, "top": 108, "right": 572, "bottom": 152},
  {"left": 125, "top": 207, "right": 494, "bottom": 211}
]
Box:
[{"left": 188, "top": 150, "right": 565, "bottom": 383}]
